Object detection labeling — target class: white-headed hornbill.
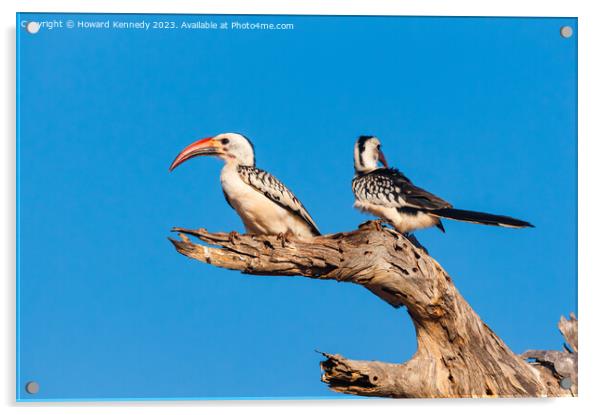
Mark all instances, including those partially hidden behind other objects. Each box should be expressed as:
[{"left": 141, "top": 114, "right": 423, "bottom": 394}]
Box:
[
  {"left": 169, "top": 133, "right": 320, "bottom": 239},
  {"left": 352, "top": 135, "right": 534, "bottom": 233}
]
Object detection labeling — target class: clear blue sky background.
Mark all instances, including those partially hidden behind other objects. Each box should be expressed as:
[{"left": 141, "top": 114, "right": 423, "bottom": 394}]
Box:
[{"left": 17, "top": 14, "right": 577, "bottom": 401}]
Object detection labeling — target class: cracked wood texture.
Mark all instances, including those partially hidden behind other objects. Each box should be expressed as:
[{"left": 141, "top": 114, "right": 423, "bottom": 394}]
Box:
[{"left": 169, "top": 222, "right": 577, "bottom": 398}]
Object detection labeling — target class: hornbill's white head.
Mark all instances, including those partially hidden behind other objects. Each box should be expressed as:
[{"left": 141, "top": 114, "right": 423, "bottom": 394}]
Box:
[
  {"left": 169, "top": 133, "right": 255, "bottom": 171},
  {"left": 354, "top": 135, "right": 388, "bottom": 174}
]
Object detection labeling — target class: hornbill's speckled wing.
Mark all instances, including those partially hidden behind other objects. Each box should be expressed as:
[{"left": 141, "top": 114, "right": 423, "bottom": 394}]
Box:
[
  {"left": 352, "top": 168, "right": 452, "bottom": 210},
  {"left": 237, "top": 165, "right": 321, "bottom": 236}
]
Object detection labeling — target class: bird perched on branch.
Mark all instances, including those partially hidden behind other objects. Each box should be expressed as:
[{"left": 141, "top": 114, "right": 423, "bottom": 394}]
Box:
[
  {"left": 169, "top": 133, "right": 320, "bottom": 239},
  {"left": 351, "top": 135, "right": 534, "bottom": 233}
]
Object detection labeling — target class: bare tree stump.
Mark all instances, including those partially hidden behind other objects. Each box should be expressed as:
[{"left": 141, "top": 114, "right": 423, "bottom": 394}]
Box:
[{"left": 168, "top": 222, "right": 577, "bottom": 398}]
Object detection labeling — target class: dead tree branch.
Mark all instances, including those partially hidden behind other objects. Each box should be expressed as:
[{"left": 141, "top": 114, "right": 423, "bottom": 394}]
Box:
[{"left": 168, "top": 222, "right": 577, "bottom": 398}]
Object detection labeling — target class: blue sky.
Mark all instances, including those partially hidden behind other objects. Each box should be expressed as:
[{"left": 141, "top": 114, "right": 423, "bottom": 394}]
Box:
[{"left": 17, "top": 14, "right": 577, "bottom": 400}]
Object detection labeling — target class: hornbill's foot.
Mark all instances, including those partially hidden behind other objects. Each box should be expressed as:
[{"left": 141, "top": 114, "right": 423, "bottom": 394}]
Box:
[
  {"left": 228, "top": 230, "right": 241, "bottom": 244},
  {"left": 276, "top": 230, "right": 295, "bottom": 248},
  {"left": 358, "top": 219, "right": 386, "bottom": 231},
  {"left": 374, "top": 219, "right": 386, "bottom": 232}
]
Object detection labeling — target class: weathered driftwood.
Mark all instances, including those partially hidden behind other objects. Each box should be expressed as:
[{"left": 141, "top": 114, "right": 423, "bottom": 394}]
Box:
[
  {"left": 521, "top": 313, "right": 578, "bottom": 394},
  {"left": 169, "top": 222, "right": 577, "bottom": 398}
]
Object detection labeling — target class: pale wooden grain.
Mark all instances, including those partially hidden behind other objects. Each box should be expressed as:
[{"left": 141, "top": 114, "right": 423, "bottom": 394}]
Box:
[{"left": 169, "top": 221, "right": 577, "bottom": 398}]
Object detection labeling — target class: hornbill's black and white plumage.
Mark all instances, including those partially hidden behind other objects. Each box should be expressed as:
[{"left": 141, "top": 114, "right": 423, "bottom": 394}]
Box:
[
  {"left": 352, "top": 136, "right": 534, "bottom": 233},
  {"left": 170, "top": 133, "right": 320, "bottom": 238}
]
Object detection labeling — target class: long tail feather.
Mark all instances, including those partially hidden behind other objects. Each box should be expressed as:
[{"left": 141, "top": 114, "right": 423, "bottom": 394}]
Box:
[{"left": 429, "top": 208, "right": 534, "bottom": 229}]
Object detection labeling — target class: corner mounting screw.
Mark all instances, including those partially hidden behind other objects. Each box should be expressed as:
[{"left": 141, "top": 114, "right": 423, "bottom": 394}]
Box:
[
  {"left": 559, "top": 377, "right": 572, "bottom": 389},
  {"left": 560, "top": 26, "right": 573, "bottom": 38},
  {"left": 25, "top": 381, "right": 39, "bottom": 394},
  {"left": 26, "top": 21, "right": 41, "bottom": 34}
]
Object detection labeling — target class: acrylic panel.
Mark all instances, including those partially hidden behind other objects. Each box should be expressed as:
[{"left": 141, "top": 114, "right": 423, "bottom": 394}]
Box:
[{"left": 16, "top": 13, "right": 577, "bottom": 401}]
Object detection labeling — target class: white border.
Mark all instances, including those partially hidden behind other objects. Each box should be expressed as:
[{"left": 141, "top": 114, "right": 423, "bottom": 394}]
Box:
[
  {"left": 3, "top": 0, "right": 588, "bottom": 17},
  {"left": 2, "top": 1, "right": 600, "bottom": 414}
]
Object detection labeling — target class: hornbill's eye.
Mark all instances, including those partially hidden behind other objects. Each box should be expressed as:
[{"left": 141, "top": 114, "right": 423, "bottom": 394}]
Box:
[{"left": 221, "top": 138, "right": 230, "bottom": 145}]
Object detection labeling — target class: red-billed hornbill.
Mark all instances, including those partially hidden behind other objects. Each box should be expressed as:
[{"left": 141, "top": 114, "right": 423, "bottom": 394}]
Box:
[
  {"left": 352, "top": 136, "right": 534, "bottom": 233},
  {"left": 169, "top": 133, "right": 320, "bottom": 239}
]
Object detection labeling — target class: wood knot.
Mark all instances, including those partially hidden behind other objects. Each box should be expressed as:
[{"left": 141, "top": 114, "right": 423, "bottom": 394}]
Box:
[
  {"left": 263, "top": 240, "right": 275, "bottom": 250},
  {"left": 426, "top": 304, "right": 446, "bottom": 318}
]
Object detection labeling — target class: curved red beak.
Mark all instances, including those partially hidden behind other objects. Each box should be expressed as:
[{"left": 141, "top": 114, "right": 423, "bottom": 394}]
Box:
[
  {"left": 169, "top": 137, "right": 221, "bottom": 172},
  {"left": 378, "top": 149, "right": 388, "bottom": 168}
]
